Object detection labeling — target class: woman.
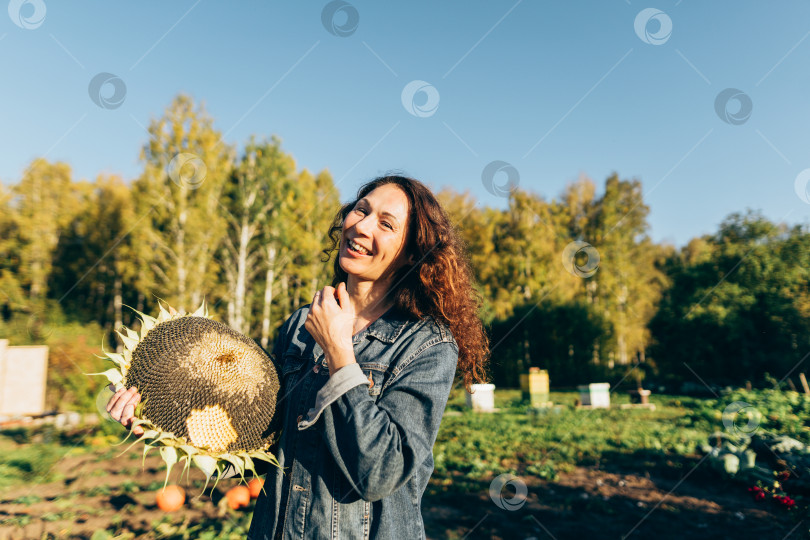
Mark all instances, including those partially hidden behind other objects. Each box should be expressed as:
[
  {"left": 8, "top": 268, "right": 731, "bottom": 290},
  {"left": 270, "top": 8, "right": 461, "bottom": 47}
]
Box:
[{"left": 107, "top": 175, "right": 489, "bottom": 539}]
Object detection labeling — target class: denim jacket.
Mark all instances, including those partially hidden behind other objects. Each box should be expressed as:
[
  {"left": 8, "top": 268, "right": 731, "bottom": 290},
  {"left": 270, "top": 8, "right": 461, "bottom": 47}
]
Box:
[{"left": 247, "top": 303, "right": 459, "bottom": 540}]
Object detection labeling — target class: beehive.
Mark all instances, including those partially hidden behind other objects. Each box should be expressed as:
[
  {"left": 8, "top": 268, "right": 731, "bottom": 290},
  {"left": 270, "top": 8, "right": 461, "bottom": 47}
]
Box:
[{"left": 520, "top": 368, "right": 550, "bottom": 407}]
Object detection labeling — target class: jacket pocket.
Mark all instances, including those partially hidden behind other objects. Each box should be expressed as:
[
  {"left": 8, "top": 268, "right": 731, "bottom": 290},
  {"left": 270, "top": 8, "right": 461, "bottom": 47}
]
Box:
[
  {"left": 356, "top": 362, "right": 387, "bottom": 398},
  {"left": 281, "top": 353, "right": 308, "bottom": 376},
  {"left": 279, "top": 351, "right": 309, "bottom": 399}
]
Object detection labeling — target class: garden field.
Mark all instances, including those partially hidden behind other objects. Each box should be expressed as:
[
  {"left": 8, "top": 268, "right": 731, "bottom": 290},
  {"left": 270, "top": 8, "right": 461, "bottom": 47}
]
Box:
[{"left": 1, "top": 388, "right": 808, "bottom": 539}]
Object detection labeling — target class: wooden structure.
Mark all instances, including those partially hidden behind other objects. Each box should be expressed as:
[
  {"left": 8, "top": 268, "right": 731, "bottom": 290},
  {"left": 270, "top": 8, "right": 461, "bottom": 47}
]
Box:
[{"left": 0, "top": 339, "right": 49, "bottom": 417}]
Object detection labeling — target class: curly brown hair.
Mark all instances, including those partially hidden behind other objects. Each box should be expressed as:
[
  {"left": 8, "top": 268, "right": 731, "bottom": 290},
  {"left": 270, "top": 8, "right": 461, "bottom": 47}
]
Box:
[{"left": 322, "top": 174, "right": 489, "bottom": 392}]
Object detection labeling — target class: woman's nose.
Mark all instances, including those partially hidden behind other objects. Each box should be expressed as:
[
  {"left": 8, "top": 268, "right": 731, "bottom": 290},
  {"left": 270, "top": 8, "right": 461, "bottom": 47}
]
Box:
[{"left": 354, "top": 215, "right": 374, "bottom": 236}]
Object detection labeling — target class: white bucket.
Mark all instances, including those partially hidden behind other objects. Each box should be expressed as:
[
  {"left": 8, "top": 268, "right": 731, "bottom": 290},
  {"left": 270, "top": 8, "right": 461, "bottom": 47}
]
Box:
[{"left": 465, "top": 383, "right": 496, "bottom": 412}]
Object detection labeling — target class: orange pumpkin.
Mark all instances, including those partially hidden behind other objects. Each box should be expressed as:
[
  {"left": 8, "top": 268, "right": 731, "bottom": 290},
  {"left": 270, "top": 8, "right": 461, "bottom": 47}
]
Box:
[
  {"left": 226, "top": 485, "right": 251, "bottom": 510},
  {"left": 156, "top": 485, "right": 185, "bottom": 512},
  {"left": 248, "top": 478, "right": 264, "bottom": 499}
]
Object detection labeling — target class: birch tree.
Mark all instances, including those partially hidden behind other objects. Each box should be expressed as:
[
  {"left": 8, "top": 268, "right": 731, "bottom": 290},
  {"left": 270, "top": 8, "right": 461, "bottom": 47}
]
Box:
[
  {"left": 257, "top": 167, "right": 338, "bottom": 347},
  {"left": 585, "top": 173, "right": 663, "bottom": 367},
  {"left": 130, "top": 94, "right": 234, "bottom": 312},
  {"left": 220, "top": 136, "right": 296, "bottom": 334}
]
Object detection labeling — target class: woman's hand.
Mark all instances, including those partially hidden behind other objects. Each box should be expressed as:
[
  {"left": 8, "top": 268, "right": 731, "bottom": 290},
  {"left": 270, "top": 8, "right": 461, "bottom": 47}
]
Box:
[
  {"left": 106, "top": 385, "right": 144, "bottom": 436},
  {"left": 305, "top": 282, "right": 357, "bottom": 375}
]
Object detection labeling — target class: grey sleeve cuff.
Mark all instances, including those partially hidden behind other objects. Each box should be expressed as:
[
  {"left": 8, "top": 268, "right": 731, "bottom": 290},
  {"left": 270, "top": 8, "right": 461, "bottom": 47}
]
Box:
[{"left": 298, "top": 362, "right": 370, "bottom": 430}]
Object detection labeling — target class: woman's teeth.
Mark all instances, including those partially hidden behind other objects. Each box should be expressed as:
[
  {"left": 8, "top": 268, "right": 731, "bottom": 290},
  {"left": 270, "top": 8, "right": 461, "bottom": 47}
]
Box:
[{"left": 348, "top": 239, "right": 371, "bottom": 255}]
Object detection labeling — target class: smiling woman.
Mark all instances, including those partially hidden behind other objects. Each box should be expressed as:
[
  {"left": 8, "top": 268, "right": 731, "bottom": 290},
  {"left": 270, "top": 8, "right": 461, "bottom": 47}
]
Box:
[
  {"left": 109, "top": 174, "right": 490, "bottom": 539},
  {"left": 251, "top": 174, "right": 491, "bottom": 539}
]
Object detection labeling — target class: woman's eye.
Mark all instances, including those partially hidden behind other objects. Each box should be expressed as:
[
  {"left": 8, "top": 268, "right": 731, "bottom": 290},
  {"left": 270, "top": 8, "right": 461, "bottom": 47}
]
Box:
[
  {"left": 355, "top": 207, "right": 367, "bottom": 215},
  {"left": 382, "top": 222, "right": 393, "bottom": 230}
]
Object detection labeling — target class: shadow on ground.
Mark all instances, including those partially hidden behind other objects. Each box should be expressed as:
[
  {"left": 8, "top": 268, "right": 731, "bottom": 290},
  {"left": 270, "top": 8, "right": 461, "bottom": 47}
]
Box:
[{"left": 423, "top": 456, "right": 802, "bottom": 540}]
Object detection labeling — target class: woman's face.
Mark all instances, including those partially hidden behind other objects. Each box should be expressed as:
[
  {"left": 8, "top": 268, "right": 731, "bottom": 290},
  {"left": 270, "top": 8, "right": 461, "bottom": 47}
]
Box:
[{"left": 339, "top": 184, "right": 413, "bottom": 283}]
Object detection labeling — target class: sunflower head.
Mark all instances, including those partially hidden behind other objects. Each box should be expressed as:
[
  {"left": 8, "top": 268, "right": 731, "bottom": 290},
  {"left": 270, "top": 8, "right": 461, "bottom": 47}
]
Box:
[{"left": 94, "top": 301, "right": 282, "bottom": 491}]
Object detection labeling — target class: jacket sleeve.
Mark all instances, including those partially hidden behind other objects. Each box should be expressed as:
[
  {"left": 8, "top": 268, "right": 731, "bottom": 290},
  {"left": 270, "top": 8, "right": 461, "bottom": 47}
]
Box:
[{"left": 308, "top": 340, "right": 459, "bottom": 502}]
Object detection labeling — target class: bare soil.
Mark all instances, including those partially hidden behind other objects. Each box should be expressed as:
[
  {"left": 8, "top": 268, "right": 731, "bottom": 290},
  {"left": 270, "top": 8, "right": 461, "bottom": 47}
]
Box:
[
  {"left": 0, "top": 450, "right": 801, "bottom": 539},
  {"left": 423, "top": 464, "right": 802, "bottom": 540}
]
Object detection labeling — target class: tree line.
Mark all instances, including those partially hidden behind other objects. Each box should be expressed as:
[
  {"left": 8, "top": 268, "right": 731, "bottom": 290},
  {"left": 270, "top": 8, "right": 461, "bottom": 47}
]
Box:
[{"left": 1, "top": 93, "right": 808, "bottom": 391}]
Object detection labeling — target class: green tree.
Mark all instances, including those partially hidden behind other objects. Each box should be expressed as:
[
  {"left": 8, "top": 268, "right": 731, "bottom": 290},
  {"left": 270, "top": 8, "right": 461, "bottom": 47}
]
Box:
[
  {"left": 488, "top": 300, "right": 609, "bottom": 386},
  {"left": 650, "top": 211, "right": 810, "bottom": 387},
  {"left": 130, "top": 94, "right": 235, "bottom": 312},
  {"left": 0, "top": 183, "right": 26, "bottom": 324},
  {"left": 11, "top": 159, "right": 81, "bottom": 308},
  {"left": 219, "top": 135, "right": 297, "bottom": 336},
  {"left": 50, "top": 174, "right": 137, "bottom": 346},
  {"left": 289, "top": 168, "right": 340, "bottom": 306},
  {"left": 584, "top": 173, "right": 663, "bottom": 368}
]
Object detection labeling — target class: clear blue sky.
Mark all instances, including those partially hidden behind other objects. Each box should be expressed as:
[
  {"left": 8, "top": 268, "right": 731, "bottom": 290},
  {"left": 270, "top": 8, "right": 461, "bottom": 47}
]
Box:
[{"left": 1, "top": 0, "right": 808, "bottom": 247}]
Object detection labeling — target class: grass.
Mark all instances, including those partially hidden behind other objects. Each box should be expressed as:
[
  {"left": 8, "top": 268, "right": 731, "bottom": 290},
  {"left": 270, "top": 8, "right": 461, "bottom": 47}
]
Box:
[
  {"left": 2, "top": 387, "right": 809, "bottom": 537},
  {"left": 0, "top": 437, "right": 74, "bottom": 489},
  {"left": 435, "top": 389, "right": 710, "bottom": 486},
  {"left": 0, "top": 388, "right": 777, "bottom": 492}
]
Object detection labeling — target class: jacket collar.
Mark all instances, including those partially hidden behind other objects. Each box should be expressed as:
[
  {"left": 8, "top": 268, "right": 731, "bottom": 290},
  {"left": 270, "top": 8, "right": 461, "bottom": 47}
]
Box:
[
  {"left": 359, "top": 304, "right": 411, "bottom": 344},
  {"left": 305, "top": 304, "right": 412, "bottom": 360}
]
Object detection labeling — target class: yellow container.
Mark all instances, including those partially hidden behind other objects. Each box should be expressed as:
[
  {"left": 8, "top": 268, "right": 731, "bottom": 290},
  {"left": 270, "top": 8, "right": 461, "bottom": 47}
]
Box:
[{"left": 520, "top": 368, "right": 549, "bottom": 407}]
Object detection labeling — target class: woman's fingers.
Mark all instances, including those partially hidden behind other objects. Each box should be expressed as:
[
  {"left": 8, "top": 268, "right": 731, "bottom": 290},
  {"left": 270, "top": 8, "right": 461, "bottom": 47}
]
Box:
[
  {"left": 120, "top": 392, "right": 141, "bottom": 423},
  {"left": 105, "top": 387, "right": 124, "bottom": 413},
  {"left": 336, "top": 282, "right": 350, "bottom": 309},
  {"left": 109, "top": 387, "right": 138, "bottom": 422},
  {"left": 121, "top": 392, "right": 143, "bottom": 435},
  {"left": 106, "top": 387, "right": 128, "bottom": 418},
  {"left": 104, "top": 387, "right": 144, "bottom": 436}
]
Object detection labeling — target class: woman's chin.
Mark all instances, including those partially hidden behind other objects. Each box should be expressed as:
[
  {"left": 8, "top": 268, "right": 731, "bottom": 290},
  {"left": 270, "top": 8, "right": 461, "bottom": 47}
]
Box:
[
  {"left": 338, "top": 254, "right": 359, "bottom": 275},
  {"left": 340, "top": 258, "right": 374, "bottom": 281}
]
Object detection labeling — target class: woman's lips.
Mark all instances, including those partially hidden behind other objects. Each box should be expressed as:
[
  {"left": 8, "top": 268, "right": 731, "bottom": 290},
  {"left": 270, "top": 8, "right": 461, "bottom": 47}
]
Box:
[{"left": 345, "top": 239, "right": 372, "bottom": 257}]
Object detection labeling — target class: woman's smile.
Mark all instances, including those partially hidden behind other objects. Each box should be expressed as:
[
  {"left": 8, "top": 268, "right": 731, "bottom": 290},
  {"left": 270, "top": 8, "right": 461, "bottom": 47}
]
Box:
[{"left": 346, "top": 238, "right": 372, "bottom": 256}]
